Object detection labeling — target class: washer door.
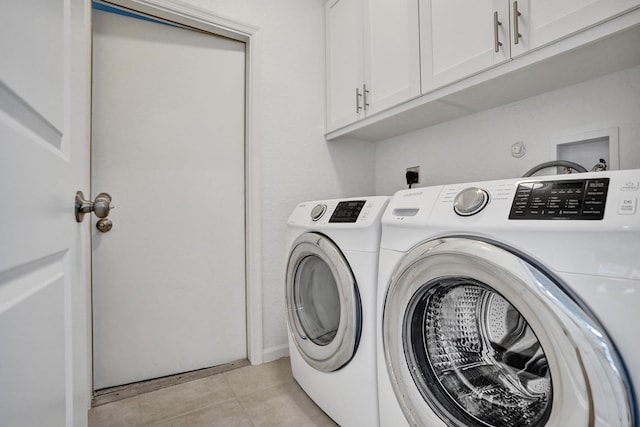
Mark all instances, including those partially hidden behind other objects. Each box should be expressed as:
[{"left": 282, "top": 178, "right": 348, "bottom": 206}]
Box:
[
  {"left": 383, "top": 237, "right": 634, "bottom": 427},
  {"left": 286, "top": 232, "right": 361, "bottom": 372}
]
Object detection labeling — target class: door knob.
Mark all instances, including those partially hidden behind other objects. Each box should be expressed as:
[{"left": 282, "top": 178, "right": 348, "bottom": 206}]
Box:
[{"left": 75, "top": 191, "right": 113, "bottom": 223}]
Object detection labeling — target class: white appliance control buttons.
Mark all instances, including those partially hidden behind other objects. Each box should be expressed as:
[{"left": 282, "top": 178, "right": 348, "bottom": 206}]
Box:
[
  {"left": 621, "top": 181, "right": 639, "bottom": 191},
  {"left": 310, "top": 203, "right": 327, "bottom": 221},
  {"left": 454, "top": 187, "right": 490, "bottom": 216},
  {"left": 618, "top": 198, "right": 637, "bottom": 215}
]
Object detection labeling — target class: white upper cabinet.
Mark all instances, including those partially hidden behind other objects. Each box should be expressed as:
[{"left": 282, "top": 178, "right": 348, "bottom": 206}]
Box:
[
  {"left": 511, "top": 0, "right": 640, "bottom": 57},
  {"left": 363, "top": 0, "right": 421, "bottom": 115},
  {"left": 326, "top": 0, "right": 640, "bottom": 140},
  {"left": 421, "top": 0, "right": 510, "bottom": 91},
  {"left": 325, "top": 0, "right": 420, "bottom": 132},
  {"left": 421, "top": 0, "right": 640, "bottom": 92},
  {"left": 326, "top": 0, "right": 364, "bottom": 130}
]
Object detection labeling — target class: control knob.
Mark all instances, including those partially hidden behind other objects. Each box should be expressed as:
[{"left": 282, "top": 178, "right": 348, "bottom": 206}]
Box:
[
  {"left": 454, "top": 187, "right": 490, "bottom": 216},
  {"left": 310, "top": 204, "right": 327, "bottom": 221}
]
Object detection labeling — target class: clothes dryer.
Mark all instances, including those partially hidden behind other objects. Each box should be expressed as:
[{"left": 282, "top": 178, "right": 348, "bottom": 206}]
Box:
[
  {"left": 377, "top": 170, "right": 639, "bottom": 427},
  {"left": 286, "top": 196, "right": 389, "bottom": 427}
]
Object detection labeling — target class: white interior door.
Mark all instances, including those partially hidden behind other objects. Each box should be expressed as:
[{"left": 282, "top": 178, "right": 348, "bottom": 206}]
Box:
[
  {"left": 0, "top": 0, "right": 91, "bottom": 425},
  {"left": 91, "top": 7, "right": 247, "bottom": 390}
]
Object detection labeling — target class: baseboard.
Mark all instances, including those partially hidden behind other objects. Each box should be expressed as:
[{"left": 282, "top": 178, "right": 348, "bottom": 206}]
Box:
[{"left": 260, "top": 344, "right": 289, "bottom": 364}]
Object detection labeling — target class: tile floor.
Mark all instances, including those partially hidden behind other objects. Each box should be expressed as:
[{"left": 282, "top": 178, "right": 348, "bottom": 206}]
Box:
[{"left": 89, "top": 358, "right": 338, "bottom": 427}]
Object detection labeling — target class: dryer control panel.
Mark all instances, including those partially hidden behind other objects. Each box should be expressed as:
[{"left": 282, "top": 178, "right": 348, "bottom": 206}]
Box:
[
  {"left": 288, "top": 196, "right": 390, "bottom": 231},
  {"left": 509, "top": 178, "right": 610, "bottom": 220},
  {"left": 329, "top": 200, "right": 366, "bottom": 223}
]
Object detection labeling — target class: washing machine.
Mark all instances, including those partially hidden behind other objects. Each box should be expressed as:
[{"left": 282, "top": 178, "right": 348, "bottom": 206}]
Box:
[
  {"left": 376, "top": 169, "right": 640, "bottom": 427},
  {"left": 286, "top": 196, "right": 389, "bottom": 427}
]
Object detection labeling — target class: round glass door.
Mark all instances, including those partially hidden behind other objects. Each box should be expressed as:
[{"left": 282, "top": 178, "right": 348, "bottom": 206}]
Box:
[
  {"left": 406, "top": 278, "right": 552, "bottom": 426},
  {"left": 383, "top": 237, "right": 633, "bottom": 427},
  {"left": 286, "top": 233, "right": 361, "bottom": 372},
  {"left": 293, "top": 255, "right": 341, "bottom": 346}
]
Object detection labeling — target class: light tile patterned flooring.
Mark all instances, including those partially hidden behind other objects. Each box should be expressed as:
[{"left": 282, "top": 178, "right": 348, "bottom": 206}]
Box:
[{"left": 89, "top": 357, "right": 339, "bottom": 427}]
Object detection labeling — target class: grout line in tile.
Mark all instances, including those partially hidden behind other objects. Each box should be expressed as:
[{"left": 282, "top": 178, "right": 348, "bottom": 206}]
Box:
[
  {"left": 237, "top": 379, "right": 299, "bottom": 426},
  {"left": 220, "top": 371, "right": 241, "bottom": 400},
  {"left": 234, "top": 393, "right": 256, "bottom": 427},
  {"left": 235, "top": 397, "right": 257, "bottom": 427},
  {"left": 143, "top": 396, "right": 255, "bottom": 427},
  {"left": 140, "top": 375, "right": 245, "bottom": 426}
]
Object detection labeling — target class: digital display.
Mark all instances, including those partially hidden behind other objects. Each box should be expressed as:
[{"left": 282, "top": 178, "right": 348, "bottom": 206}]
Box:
[
  {"left": 329, "top": 201, "right": 366, "bottom": 223},
  {"left": 509, "top": 178, "right": 609, "bottom": 220}
]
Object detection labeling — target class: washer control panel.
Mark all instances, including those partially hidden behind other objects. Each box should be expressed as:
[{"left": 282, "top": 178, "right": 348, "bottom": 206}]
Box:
[
  {"left": 509, "top": 178, "right": 610, "bottom": 220},
  {"left": 329, "top": 200, "right": 366, "bottom": 223}
]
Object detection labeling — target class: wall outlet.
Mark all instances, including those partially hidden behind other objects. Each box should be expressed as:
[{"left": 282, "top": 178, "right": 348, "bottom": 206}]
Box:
[{"left": 406, "top": 166, "right": 420, "bottom": 185}]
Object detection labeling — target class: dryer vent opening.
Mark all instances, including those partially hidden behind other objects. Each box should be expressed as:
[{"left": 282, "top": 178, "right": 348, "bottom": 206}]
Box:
[{"left": 404, "top": 279, "right": 553, "bottom": 427}]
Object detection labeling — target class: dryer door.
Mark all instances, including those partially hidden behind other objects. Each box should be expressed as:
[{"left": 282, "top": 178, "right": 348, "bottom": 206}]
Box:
[
  {"left": 383, "top": 237, "right": 634, "bottom": 427},
  {"left": 286, "top": 232, "right": 361, "bottom": 372}
]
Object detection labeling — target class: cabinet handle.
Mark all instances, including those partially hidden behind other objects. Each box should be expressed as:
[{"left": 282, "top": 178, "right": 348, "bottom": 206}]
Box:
[
  {"left": 513, "top": 1, "right": 522, "bottom": 45},
  {"left": 363, "top": 84, "right": 370, "bottom": 111},
  {"left": 356, "top": 87, "right": 362, "bottom": 114},
  {"left": 493, "top": 11, "right": 503, "bottom": 53}
]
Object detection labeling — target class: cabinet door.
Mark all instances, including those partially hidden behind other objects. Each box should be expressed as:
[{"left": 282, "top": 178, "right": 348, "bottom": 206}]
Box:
[
  {"left": 421, "top": 0, "right": 510, "bottom": 92},
  {"left": 511, "top": 0, "right": 640, "bottom": 57},
  {"left": 326, "top": 0, "right": 365, "bottom": 131},
  {"left": 363, "top": 0, "right": 421, "bottom": 115}
]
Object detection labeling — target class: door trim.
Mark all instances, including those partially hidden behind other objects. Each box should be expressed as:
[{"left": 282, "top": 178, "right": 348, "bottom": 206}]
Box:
[
  {"left": 93, "top": 0, "right": 264, "bottom": 365},
  {"left": 286, "top": 232, "right": 362, "bottom": 372}
]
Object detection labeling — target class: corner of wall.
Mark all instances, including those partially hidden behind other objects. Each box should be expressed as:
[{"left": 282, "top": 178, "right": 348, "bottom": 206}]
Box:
[{"left": 259, "top": 344, "right": 290, "bottom": 365}]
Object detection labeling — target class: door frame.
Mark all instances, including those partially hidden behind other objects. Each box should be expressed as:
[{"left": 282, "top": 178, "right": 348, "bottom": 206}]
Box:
[{"left": 91, "top": 0, "right": 264, "bottom": 367}]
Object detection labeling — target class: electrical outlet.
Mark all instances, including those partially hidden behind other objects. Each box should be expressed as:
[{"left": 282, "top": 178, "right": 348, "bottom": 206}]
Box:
[{"left": 406, "top": 166, "right": 420, "bottom": 186}]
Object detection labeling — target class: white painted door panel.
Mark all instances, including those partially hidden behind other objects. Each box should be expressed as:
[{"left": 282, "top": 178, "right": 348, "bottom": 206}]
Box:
[
  {"left": 0, "top": 0, "right": 91, "bottom": 425},
  {"left": 92, "top": 9, "right": 246, "bottom": 389},
  {"left": 364, "top": 0, "right": 421, "bottom": 114},
  {"left": 326, "top": 0, "right": 365, "bottom": 131},
  {"left": 511, "top": 0, "right": 640, "bottom": 56},
  {"left": 421, "top": 0, "right": 510, "bottom": 92}
]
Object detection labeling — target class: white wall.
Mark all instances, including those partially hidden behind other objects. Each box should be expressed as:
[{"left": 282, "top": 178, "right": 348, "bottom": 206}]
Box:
[
  {"left": 180, "top": 0, "right": 376, "bottom": 358},
  {"left": 158, "top": 1, "right": 640, "bottom": 363},
  {"left": 376, "top": 65, "right": 640, "bottom": 196}
]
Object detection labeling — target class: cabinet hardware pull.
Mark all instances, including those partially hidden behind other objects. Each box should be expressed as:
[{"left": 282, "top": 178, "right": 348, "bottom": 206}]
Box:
[
  {"left": 356, "top": 87, "right": 363, "bottom": 113},
  {"left": 363, "top": 84, "right": 370, "bottom": 111},
  {"left": 513, "top": 1, "right": 522, "bottom": 45},
  {"left": 494, "top": 11, "right": 503, "bottom": 53}
]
